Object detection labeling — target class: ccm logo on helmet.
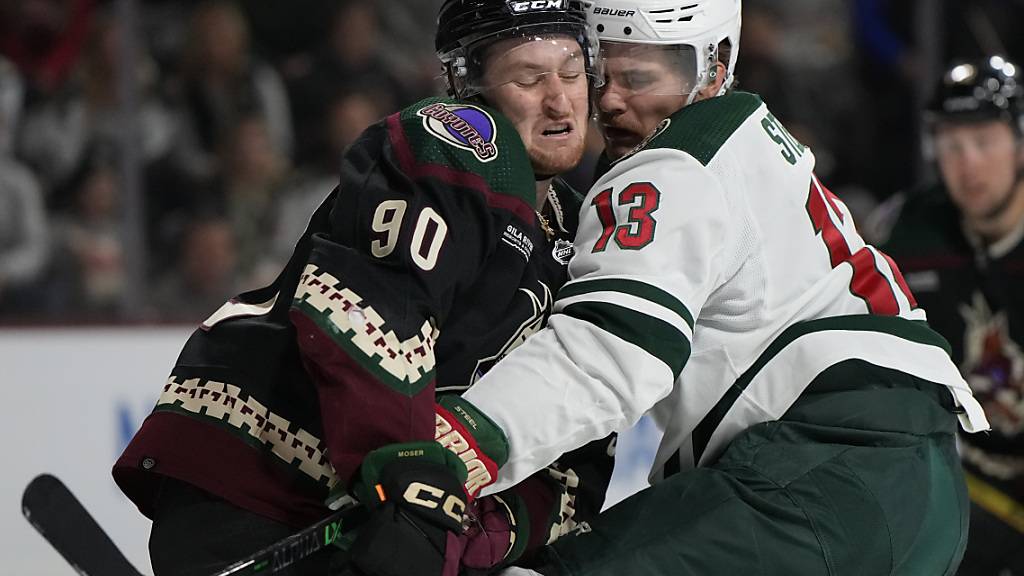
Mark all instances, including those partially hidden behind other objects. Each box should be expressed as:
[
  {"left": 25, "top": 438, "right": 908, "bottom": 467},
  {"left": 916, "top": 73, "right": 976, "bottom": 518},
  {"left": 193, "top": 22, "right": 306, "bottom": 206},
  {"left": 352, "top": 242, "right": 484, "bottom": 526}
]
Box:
[
  {"left": 592, "top": 7, "right": 635, "bottom": 17},
  {"left": 508, "top": 0, "right": 565, "bottom": 13},
  {"left": 403, "top": 482, "right": 466, "bottom": 523}
]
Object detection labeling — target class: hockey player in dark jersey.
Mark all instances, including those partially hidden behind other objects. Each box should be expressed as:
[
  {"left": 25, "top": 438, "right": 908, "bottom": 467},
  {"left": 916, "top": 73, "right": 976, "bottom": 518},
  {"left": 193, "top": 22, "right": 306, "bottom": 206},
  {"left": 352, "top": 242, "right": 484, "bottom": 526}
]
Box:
[
  {"left": 871, "top": 57, "right": 1024, "bottom": 576},
  {"left": 113, "top": 2, "right": 614, "bottom": 575}
]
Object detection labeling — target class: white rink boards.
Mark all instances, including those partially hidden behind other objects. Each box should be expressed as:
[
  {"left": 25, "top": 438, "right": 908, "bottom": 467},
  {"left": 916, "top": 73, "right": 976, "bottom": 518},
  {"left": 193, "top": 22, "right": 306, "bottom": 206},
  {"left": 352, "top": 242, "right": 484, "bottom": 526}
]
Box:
[{"left": 0, "top": 326, "right": 656, "bottom": 575}]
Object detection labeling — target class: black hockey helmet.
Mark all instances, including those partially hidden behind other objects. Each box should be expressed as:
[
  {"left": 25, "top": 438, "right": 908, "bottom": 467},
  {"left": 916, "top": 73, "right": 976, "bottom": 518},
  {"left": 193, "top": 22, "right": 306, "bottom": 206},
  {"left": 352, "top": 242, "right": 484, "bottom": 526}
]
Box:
[
  {"left": 435, "top": 0, "right": 601, "bottom": 98},
  {"left": 925, "top": 56, "right": 1024, "bottom": 136}
]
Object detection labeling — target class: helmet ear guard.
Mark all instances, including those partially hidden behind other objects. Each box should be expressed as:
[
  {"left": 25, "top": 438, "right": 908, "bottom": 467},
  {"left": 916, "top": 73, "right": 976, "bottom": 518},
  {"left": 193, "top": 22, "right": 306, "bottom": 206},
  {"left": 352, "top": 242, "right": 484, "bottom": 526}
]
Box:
[
  {"left": 442, "top": 53, "right": 474, "bottom": 99},
  {"left": 707, "top": 44, "right": 719, "bottom": 81}
]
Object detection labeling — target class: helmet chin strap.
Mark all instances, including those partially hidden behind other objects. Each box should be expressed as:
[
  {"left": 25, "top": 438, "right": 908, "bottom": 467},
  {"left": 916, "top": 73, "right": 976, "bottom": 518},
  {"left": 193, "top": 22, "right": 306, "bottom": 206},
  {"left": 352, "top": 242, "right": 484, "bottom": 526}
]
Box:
[
  {"left": 684, "top": 71, "right": 715, "bottom": 106},
  {"left": 684, "top": 86, "right": 702, "bottom": 106}
]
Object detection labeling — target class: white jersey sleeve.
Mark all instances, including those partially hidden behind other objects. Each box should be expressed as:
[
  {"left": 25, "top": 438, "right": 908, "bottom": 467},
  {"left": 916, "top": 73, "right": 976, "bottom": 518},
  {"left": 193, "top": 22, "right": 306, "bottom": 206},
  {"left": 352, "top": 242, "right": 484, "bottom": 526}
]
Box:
[{"left": 464, "top": 148, "right": 729, "bottom": 492}]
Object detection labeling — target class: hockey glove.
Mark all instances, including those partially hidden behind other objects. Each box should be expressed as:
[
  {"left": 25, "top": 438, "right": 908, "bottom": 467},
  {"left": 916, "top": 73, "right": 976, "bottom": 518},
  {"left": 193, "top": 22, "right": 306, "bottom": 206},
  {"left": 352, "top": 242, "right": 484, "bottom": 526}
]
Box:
[
  {"left": 459, "top": 493, "right": 529, "bottom": 572},
  {"left": 434, "top": 395, "right": 509, "bottom": 499},
  {"left": 348, "top": 441, "right": 469, "bottom": 576}
]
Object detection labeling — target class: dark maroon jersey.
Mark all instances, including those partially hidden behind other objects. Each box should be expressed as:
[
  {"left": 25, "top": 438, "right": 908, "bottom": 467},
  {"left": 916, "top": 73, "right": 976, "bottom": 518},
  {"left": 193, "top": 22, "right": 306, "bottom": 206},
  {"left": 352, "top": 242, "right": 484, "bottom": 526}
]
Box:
[{"left": 113, "top": 97, "right": 611, "bottom": 543}]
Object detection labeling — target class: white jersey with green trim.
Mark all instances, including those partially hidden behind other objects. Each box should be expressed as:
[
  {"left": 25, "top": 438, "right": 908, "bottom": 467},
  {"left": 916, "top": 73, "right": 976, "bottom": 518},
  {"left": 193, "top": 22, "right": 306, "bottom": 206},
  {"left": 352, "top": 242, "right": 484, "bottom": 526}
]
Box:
[{"left": 463, "top": 92, "right": 990, "bottom": 494}]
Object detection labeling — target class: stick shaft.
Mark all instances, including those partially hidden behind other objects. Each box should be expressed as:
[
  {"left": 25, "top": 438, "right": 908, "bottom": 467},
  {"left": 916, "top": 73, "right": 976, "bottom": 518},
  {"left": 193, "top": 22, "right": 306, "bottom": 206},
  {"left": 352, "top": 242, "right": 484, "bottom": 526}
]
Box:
[{"left": 211, "top": 504, "right": 366, "bottom": 576}]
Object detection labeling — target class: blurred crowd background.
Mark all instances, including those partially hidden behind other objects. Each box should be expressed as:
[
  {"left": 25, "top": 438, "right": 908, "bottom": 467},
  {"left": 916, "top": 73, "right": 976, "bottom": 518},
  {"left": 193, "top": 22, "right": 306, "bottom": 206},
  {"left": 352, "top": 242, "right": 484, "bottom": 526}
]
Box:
[{"left": 1, "top": 0, "right": 1023, "bottom": 325}]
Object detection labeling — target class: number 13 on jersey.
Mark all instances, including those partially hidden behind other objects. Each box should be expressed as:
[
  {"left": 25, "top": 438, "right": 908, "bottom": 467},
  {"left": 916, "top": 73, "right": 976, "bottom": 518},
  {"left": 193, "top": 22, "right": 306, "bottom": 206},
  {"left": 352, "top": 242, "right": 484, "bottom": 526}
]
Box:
[{"left": 591, "top": 182, "right": 662, "bottom": 252}]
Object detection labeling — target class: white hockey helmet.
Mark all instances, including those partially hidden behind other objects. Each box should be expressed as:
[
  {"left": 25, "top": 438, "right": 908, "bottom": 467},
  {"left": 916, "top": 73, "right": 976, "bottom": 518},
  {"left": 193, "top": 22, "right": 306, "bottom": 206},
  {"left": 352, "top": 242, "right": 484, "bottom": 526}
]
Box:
[{"left": 585, "top": 0, "right": 741, "bottom": 101}]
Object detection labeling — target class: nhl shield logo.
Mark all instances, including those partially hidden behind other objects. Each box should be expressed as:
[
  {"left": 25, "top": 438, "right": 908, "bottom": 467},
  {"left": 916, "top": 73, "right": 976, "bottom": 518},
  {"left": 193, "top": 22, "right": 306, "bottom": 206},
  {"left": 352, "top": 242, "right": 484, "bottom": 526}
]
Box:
[
  {"left": 552, "top": 239, "right": 574, "bottom": 265},
  {"left": 417, "top": 102, "right": 499, "bottom": 162}
]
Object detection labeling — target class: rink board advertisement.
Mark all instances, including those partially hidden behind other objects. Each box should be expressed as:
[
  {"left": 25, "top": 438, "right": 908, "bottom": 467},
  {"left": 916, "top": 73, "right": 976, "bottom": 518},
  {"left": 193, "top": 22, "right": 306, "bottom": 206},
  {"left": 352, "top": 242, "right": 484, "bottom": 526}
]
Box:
[
  {"left": 0, "top": 327, "right": 189, "bottom": 576},
  {"left": 0, "top": 327, "right": 656, "bottom": 575}
]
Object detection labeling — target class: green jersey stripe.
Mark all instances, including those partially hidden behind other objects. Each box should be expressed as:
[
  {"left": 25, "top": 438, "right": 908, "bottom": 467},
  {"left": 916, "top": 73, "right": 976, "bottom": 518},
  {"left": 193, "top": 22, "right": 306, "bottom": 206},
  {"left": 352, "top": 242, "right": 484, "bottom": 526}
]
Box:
[
  {"left": 690, "top": 315, "right": 952, "bottom": 462},
  {"left": 647, "top": 92, "right": 764, "bottom": 166},
  {"left": 560, "top": 301, "right": 691, "bottom": 379},
  {"left": 557, "top": 278, "right": 695, "bottom": 330},
  {"left": 554, "top": 291, "right": 693, "bottom": 342}
]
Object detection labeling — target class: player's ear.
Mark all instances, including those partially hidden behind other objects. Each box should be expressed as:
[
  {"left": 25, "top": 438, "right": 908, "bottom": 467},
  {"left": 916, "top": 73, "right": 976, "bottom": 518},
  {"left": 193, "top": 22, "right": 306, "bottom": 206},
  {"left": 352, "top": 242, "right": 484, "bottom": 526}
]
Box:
[{"left": 696, "top": 62, "right": 727, "bottom": 102}]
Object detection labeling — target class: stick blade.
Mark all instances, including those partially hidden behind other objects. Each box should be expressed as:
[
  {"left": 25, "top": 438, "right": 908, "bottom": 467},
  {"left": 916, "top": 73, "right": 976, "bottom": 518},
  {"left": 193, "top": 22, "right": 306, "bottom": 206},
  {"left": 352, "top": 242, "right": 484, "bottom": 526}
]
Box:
[{"left": 22, "top": 474, "right": 144, "bottom": 576}]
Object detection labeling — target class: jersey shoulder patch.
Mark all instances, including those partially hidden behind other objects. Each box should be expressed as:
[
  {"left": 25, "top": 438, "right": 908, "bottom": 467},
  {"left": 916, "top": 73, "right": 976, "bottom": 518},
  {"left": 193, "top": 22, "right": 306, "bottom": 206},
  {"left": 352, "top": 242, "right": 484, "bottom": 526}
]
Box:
[
  {"left": 389, "top": 97, "right": 535, "bottom": 208},
  {"left": 634, "top": 91, "right": 764, "bottom": 166}
]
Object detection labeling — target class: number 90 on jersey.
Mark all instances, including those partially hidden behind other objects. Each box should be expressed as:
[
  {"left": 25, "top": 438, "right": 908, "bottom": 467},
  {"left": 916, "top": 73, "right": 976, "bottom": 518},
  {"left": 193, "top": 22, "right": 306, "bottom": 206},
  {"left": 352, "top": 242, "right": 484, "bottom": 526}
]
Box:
[{"left": 371, "top": 200, "right": 449, "bottom": 271}]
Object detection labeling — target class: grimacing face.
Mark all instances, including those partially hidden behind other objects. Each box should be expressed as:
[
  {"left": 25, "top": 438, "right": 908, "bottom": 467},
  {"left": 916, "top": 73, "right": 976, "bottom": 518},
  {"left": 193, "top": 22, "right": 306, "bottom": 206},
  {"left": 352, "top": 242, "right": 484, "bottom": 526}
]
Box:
[
  {"left": 597, "top": 42, "right": 690, "bottom": 160},
  {"left": 934, "top": 120, "right": 1023, "bottom": 222},
  {"left": 481, "top": 35, "right": 590, "bottom": 177}
]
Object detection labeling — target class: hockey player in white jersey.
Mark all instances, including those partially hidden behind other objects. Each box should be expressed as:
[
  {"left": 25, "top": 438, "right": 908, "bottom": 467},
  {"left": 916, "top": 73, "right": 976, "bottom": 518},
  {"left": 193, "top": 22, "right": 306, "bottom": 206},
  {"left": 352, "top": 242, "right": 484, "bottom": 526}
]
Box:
[{"left": 413, "top": 0, "right": 995, "bottom": 574}]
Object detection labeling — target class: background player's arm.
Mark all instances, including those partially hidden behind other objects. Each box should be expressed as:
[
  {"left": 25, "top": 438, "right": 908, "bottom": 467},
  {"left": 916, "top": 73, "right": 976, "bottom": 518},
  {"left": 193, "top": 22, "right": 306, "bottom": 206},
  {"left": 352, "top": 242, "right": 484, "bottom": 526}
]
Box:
[{"left": 463, "top": 149, "right": 734, "bottom": 491}]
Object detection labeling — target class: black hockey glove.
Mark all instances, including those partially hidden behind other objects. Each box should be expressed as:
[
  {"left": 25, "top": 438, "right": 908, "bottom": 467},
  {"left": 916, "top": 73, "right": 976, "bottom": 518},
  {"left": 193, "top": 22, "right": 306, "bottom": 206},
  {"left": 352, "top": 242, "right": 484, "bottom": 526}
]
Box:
[{"left": 348, "top": 442, "right": 469, "bottom": 576}]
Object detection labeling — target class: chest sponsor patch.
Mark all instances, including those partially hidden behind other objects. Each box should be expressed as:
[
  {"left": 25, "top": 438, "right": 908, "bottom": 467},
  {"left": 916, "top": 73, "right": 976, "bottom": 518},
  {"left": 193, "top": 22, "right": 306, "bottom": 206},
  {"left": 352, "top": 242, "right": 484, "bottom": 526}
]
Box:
[
  {"left": 417, "top": 102, "right": 499, "bottom": 162},
  {"left": 502, "top": 223, "right": 535, "bottom": 261}
]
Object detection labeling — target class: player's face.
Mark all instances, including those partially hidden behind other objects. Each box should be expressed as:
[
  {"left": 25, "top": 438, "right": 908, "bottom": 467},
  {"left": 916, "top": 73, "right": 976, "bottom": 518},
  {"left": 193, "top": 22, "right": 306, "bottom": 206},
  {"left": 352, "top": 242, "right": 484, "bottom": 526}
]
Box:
[
  {"left": 597, "top": 43, "right": 690, "bottom": 160},
  {"left": 481, "top": 36, "right": 590, "bottom": 177},
  {"left": 935, "top": 120, "right": 1023, "bottom": 221}
]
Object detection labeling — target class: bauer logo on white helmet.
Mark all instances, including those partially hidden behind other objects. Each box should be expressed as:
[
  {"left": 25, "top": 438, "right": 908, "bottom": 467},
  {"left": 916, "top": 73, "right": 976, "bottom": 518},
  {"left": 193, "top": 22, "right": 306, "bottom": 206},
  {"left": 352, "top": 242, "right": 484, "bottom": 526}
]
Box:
[{"left": 592, "top": 7, "right": 635, "bottom": 17}]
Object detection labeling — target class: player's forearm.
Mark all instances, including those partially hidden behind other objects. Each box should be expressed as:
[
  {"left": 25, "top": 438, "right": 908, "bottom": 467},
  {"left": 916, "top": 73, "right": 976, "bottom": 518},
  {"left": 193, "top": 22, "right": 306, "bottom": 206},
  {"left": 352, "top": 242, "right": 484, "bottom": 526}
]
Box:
[{"left": 464, "top": 318, "right": 672, "bottom": 492}]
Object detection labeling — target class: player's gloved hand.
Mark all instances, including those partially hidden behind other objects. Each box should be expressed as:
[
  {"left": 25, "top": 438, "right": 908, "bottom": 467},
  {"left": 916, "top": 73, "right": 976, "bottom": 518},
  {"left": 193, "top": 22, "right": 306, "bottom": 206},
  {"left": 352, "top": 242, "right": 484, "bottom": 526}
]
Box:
[
  {"left": 348, "top": 441, "right": 469, "bottom": 576},
  {"left": 434, "top": 395, "right": 509, "bottom": 499},
  {"left": 459, "top": 493, "right": 528, "bottom": 572}
]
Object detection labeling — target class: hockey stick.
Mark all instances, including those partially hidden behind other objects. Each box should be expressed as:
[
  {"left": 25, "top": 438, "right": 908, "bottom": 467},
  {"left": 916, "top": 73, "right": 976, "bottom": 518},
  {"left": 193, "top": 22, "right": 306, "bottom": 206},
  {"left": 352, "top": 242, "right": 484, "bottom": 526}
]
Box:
[
  {"left": 23, "top": 473, "right": 368, "bottom": 576},
  {"left": 22, "top": 473, "right": 146, "bottom": 576},
  {"left": 965, "top": 470, "right": 1024, "bottom": 535},
  {"left": 211, "top": 500, "right": 367, "bottom": 576}
]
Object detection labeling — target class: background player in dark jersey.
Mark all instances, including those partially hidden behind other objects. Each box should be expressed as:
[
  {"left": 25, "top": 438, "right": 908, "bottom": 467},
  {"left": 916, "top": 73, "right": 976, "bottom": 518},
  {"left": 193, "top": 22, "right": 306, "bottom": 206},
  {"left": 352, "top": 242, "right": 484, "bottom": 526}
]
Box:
[
  {"left": 870, "top": 56, "right": 1024, "bottom": 576},
  {"left": 112, "top": 2, "right": 613, "bottom": 575}
]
